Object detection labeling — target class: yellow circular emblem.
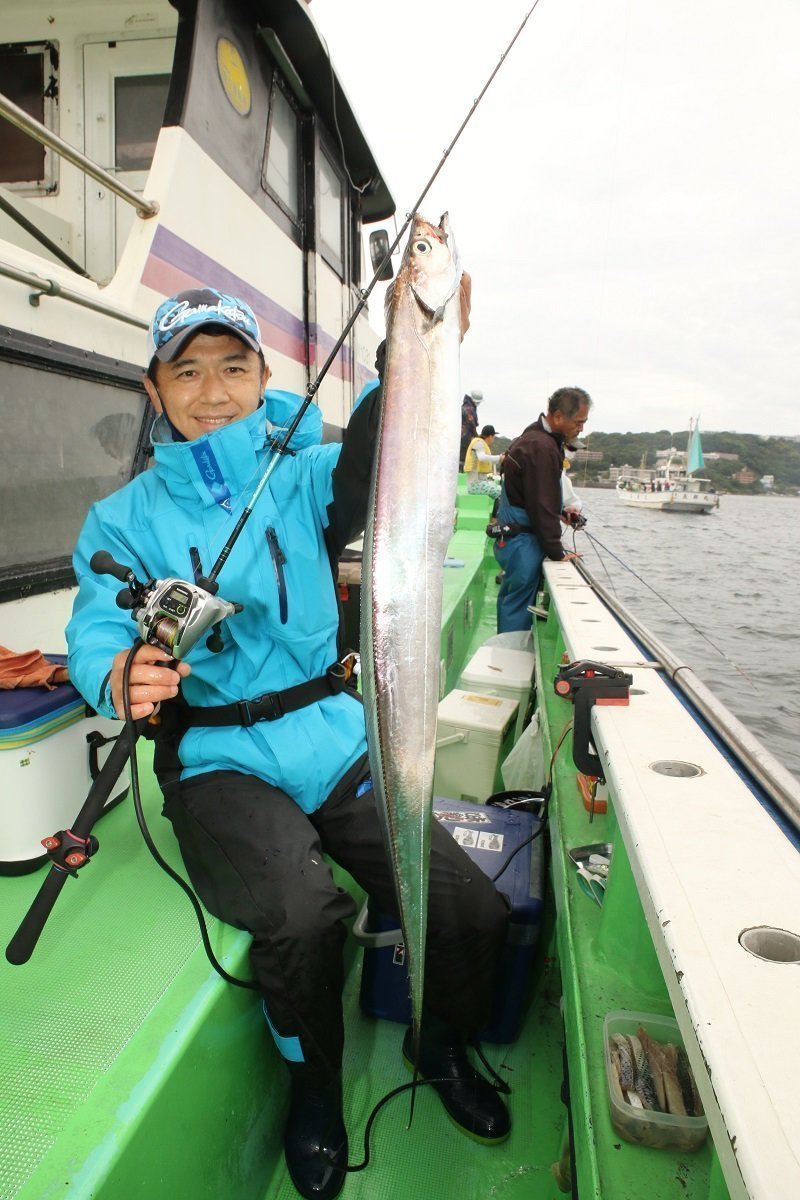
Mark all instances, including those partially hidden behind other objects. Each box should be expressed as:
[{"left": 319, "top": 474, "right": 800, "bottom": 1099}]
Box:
[{"left": 217, "top": 38, "right": 251, "bottom": 116}]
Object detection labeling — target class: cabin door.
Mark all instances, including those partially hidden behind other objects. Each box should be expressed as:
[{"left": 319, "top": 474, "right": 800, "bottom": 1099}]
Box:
[{"left": 82, "top": 38, "right": 174, "bottom": 283}]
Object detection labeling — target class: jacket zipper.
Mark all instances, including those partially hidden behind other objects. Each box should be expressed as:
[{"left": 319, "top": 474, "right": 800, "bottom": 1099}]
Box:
[{"left": 266, "top": 527, "right": 288, "bottom": 624}]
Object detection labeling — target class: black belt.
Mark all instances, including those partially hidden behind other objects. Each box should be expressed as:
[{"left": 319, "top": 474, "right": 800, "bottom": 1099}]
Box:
[
  {"left": 486, "top": 520, "right": 531, "bottom": 540},
  {"left": 181, "top": 658, "right": 357, "bottom": 728}
]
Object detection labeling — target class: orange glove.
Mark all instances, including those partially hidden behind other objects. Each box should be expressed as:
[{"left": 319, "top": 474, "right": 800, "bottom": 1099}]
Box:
[{"left": 0, "top": 646, "right": 70, "bottom": 690}]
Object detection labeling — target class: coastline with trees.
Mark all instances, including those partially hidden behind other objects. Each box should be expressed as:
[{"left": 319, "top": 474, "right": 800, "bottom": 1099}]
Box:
[{"left": 491, "top": 429, "right": 800, "bottom": 495}]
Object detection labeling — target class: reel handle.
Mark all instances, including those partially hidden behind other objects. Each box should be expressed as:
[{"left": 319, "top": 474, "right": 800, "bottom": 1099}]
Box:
[{"left": 90, "top": 550, "right": 134, "bottom": 583}]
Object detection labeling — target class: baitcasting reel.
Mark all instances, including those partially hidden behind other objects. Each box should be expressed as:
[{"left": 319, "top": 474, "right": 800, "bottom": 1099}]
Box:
[{"left": 90, "top": 551, "right": 243, "bottom": 658}]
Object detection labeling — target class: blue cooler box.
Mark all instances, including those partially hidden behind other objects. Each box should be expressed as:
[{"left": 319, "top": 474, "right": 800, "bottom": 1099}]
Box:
[{"left": 355, "top": 796, "right": 544, "bottom": 1044}]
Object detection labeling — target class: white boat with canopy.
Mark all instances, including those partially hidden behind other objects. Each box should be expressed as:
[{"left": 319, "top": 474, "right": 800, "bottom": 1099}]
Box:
[{"left": 616, "top": 420, "right": 720, "bottom": 513}]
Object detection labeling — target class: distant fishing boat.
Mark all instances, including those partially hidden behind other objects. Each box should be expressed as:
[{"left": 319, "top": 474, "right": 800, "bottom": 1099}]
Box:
[{"left": 616, "top": 419, "right": 720, "bottom": 513}]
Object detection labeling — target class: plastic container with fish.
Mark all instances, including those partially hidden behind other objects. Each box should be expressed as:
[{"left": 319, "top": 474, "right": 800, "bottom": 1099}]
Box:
[{"left": 604, "top": 1011, "right": 708, "bottom": 1152}]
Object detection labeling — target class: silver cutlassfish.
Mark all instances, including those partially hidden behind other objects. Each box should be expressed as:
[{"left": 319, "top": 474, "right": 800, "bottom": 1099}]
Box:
[{"left": 361, "top": 212, "right": 463, "bottom": 1048}]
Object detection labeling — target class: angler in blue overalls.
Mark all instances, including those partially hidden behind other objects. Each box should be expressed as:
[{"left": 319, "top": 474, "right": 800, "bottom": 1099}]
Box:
[
  {"left": 494, "top": 388, "right": 592, "bottom": 632},
  {"left": 66, "top": 289, "right": 510, "bottom": 1200}
]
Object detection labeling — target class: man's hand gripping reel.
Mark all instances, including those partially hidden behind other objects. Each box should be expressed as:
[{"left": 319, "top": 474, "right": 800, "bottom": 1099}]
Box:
[
  {"left": 90, "top": 551, "right": 243, "bottom": 658},
  {"left": 5, "top": 555, "right": 244, "bottom": 967}
]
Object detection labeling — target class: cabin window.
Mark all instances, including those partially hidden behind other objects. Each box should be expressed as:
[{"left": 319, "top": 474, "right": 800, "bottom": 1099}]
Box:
[
  {"left": 319, "top": 151, "right": 344, "bottom": 276},
  {"left": 114, "top": 74, "right": 170, "bottom": 172},
  {"left": 0, "top": 42, "right": 59, "bottom": 193},
  {"left": 0, "top": 361, "right": 146, "bottom": 574},
  {"left": 262, "top": 80, "right": 301, "bottom": 228}
]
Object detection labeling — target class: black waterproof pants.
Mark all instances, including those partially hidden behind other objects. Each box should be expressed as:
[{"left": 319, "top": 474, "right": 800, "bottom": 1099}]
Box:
[{"left": 163, "top": 754, "right": 510, "bottom": 1084}]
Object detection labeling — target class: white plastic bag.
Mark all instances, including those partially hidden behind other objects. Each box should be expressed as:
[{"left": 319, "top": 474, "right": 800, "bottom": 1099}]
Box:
[
  {"left": 501, "top": 710, "right": 546, "bottom": 792},
  {"left": 483, "top": 630, "right": 534, "bottom": 653}
]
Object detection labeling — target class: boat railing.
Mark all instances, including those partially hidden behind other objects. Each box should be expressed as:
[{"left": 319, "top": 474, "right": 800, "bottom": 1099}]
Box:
[
  {"left": 0, "top": 258, "right": 148, "bottom": 328},
  {"left": 0, "top": 91, "right": 159, "bottom": 221},
  {"left": 577, "top": 558, "right": 800, "bottom": 830}
]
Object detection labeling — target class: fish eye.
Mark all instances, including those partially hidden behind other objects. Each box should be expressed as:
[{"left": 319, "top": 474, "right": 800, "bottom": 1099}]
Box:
[{"left": 414, "top": 239, "right": 432, "bottom": 254}]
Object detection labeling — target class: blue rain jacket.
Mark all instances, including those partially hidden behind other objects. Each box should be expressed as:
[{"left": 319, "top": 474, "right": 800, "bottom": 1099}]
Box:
[{"left": 67, "top": 390, "right": 372, "bottom": 813}]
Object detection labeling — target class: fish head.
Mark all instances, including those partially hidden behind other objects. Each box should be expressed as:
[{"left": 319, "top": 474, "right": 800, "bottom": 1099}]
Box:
[{"left": 394, "top": 212, "right": 462, "bottom": 325}]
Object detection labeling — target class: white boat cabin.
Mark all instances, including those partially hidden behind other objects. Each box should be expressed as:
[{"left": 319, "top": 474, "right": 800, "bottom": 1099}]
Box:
[{"left": 0, "top": 0, "right": 394, "bottom": 628}]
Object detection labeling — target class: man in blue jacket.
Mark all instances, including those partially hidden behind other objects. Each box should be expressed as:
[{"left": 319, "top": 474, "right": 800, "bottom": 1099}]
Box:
[
  {"left": 494, "top": 387, "right": 592, "bottom": 632},
  {"left": 66, "top": 288, "right": 510, "bottom": 1200}
]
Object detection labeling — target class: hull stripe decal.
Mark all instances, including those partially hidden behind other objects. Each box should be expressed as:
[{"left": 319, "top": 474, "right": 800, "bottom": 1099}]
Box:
[{"left": 142, "top": 226, "right": 354, "bottom": 381}]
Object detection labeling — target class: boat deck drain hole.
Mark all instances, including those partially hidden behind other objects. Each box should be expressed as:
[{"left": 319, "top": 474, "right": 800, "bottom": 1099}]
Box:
[
  {"left": 649, "top": 760, "right": 705, "bottom": 778},
  {"left": 592, "top": 645, "right": 620, "bottom": 652},
  {"left": 630, "top": 688, "right": 647, "bottom": 696},
  {"left": 739, "top": 926, "right": 800, "bottom": 964}
]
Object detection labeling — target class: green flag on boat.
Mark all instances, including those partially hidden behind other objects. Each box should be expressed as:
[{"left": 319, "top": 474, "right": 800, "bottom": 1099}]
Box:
[{"left": 687, "top": 419, "right": 705, "bottom": 475}]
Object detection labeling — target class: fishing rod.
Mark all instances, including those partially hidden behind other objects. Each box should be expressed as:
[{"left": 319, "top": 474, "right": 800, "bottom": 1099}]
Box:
[
  {"left": 8, "top": 6, "right": 552, "bottom": 1180},
  {"left": 207, "top": 0, "right": 544, "bottom": 584},
  {"left": 6, "top": 0, "right": 545, "bottom": 984}
]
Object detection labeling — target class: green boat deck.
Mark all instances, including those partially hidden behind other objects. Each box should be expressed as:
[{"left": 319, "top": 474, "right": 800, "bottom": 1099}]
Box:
[{"left": 0, "top": 480, "right": 731, "bottom": 1199}]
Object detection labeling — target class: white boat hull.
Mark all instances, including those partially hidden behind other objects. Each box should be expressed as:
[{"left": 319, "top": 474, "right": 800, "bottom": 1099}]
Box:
[{"left": 619, "top": 489, "right": 719, "bottom": 514}]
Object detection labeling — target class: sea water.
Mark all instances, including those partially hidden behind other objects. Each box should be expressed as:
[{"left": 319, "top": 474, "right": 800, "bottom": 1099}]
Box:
[{"left": 570, "top": 490, "right": 800, "bottom": 782}]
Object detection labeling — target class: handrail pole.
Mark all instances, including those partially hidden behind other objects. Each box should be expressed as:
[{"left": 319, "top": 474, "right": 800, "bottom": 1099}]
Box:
[
  {"left": 0, "top": 260, "right": 149, "bottom": 328},
  {"left": 575, "top": 558, "right": 800, "bottom": 830},
  {"left": 0, "top": 92, "right": 159, "bottom": 219}
]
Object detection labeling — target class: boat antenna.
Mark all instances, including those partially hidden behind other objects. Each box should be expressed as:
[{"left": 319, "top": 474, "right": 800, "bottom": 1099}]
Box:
[{"left": 207, "top": 0, "right": 544, "bottom": 585}]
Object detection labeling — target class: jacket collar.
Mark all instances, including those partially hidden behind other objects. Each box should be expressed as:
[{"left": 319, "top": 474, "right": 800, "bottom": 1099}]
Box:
[
  {"left": 151, "top": 405, "right": 268, "bottom": 508},
  {"left": 535, "top": 413, "right": 564, "bottom": 446}
]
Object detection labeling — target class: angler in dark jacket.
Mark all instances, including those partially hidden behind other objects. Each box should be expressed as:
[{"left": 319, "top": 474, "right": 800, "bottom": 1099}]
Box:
[{"left": 494, "top": 387, "right": 592, "bottom": 631}]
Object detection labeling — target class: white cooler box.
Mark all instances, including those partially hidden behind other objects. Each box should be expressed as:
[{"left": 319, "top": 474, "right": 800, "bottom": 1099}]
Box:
[
  {"left": 458, "top": 644, "right": 535, "bottom": 746},
  {"left": 0, "top": 665, "right": 129, "bottom": 875},
  {"left": 433, "top": 689, "right": 518, "bottom": 803}
]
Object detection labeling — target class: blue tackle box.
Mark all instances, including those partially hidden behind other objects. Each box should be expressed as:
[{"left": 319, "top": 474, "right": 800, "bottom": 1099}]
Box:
[{"left": 354, "top": 796, "right": 544, "bottom": 1043}]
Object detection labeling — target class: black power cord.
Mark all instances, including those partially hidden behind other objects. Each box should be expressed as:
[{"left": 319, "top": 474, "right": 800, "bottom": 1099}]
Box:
[
  {"left": 121, "top": 640, "right": 259, "bottom": 991},
  {"left": 488, "top": 719, "right": 573, "bottom": 882},
  {"left": 120, "top": 645, "right": 520, "bottom": 1171}
]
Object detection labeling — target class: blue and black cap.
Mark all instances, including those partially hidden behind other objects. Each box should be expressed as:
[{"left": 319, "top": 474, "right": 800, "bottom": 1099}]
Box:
[{"left": 147, "top": 288, "right": 262, "bottom": 368}]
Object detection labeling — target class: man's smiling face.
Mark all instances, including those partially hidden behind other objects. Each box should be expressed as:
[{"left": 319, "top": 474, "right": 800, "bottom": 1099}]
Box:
[{"left": 143, "top": 331, "right": 269, "bottom": 441}]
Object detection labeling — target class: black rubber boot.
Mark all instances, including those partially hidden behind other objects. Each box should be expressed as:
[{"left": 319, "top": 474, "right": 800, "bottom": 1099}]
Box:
[
  {"left": 402, "top": 1025, "right": 511, "bottom": 1144},
  {"left": 284, "top": 1078, "right": 348, "bottom": 1200}
]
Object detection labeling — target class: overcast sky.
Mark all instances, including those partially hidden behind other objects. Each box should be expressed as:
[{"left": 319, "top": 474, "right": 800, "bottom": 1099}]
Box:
[{"left": 312, "top": 0, "right": 799, "bottom": 439}]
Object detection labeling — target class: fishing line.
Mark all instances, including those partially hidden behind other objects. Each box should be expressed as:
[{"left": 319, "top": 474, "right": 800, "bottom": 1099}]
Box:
[
  {"left": 585, "top": 528, "right": 619, "bottom": 595},
  {"left": 582, "top": 528, "right": 761, "bottom": 690},
  {"left": 563, "top": 515, "right": 618, "bottom": 594},
  {"left": 325, "top": 49, "right": 369, "bottom": 196},
  {"left": 195, "top": 0, "right": 546, "bottom": 584}
]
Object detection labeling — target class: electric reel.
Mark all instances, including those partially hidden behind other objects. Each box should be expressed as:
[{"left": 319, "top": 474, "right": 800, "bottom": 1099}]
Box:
[{"left": 90, "top": 551, "right": 243, "bottom": 659}]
